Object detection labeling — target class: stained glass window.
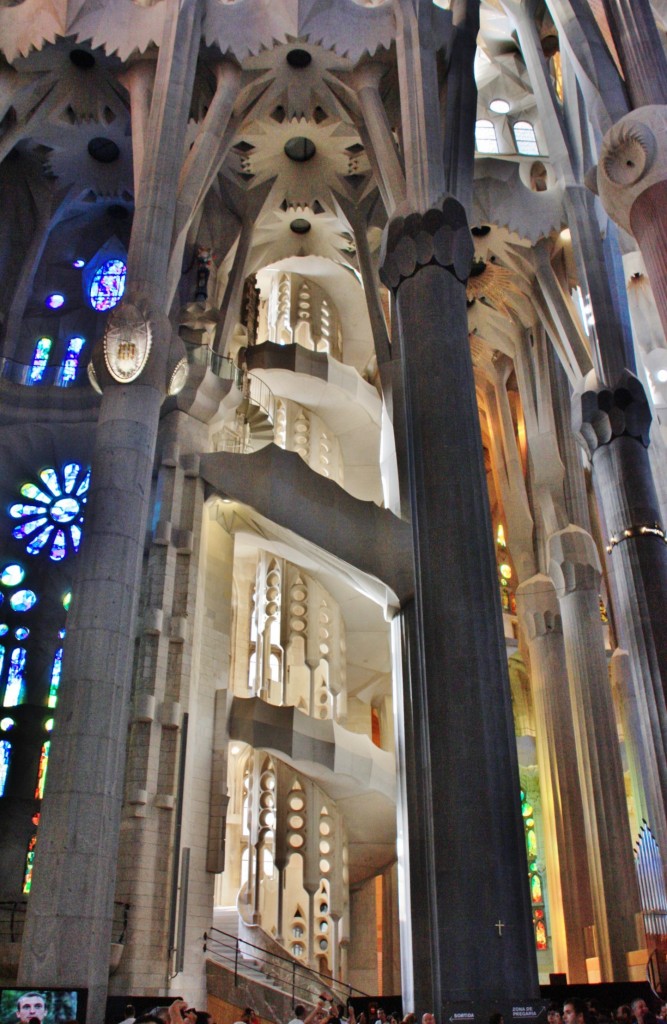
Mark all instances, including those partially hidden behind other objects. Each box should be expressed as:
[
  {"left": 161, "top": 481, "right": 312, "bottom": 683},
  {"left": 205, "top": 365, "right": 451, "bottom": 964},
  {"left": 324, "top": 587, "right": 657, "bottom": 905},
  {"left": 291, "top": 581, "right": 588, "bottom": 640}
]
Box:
[
  {"left": 22, "top": 831, "right": 37, "bottom": 894},
  {"left": 0, "top": 564, "right": 25, "bottom": 587},
  {"left": 29, "top": 338, "right": 52, "bottom": 384},
  {"left": 89, "top": 258, "right": 126, "bottom": 311},
  {"left": 521, "top": 788, "right": 548, "bottom": 950},
  {"left": 61, "top": 336, "right": 85, "bottom": 386},
  {"left": 48, "top": 648, "right": 62, "bottom": 708},
  {"left": 4, "top": 647, "right": 26, "bottom": 706},
  {"left": 35, "top": 740, "right": 50, "bottom": 799},
  {"left": 10, "top": 590, "right": 37, "bottom": 612},
  {"left": 10, "top": 463, "right": 90, "bottom": 561},
  {"left": 0, "top": 739, "right": 10, "bottom": 795}
]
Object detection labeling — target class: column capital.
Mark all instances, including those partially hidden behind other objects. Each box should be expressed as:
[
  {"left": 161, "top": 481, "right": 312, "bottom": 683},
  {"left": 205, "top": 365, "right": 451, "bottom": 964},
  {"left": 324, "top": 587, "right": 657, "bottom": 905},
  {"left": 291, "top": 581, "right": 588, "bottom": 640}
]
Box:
[
  {"left": 548, "top": 525, "right": 602, "bottom": 596},
  {"left": 515, "top": 574, "right": 562, "bottom": 640},
  {"left": 589, "top": 105, "right": 667, "bottom": 236},
  {"left": 573, "top": 368, "right": 652, "bottom": 457},
  {"left": 378, "top": 197, "right": 474, "bottom": 292}
]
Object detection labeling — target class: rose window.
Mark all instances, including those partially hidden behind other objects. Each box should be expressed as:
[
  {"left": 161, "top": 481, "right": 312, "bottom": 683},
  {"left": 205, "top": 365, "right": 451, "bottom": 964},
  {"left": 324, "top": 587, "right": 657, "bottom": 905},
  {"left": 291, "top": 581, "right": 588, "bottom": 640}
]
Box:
[{"left": 10, "top": 463, "right": 90, "bottom": 561}]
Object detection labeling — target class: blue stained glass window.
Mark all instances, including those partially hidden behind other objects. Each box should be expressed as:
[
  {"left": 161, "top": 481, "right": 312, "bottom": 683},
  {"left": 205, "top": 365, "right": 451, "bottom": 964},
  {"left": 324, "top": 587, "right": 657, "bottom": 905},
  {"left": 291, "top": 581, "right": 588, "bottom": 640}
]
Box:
[
  {"left": 14, "top": 628, "right": 29, "bottom": 640},
  {"left": 48, "top": 648, "right": 62, "bottom": 708},
  {"left": 62, "top": 336, "right": 85, "bottom": 386},
  {"left": 89, "top": 259, "right": 126, "bottom": 311},
  {"left": 10, "top": 464, "right": 90, "bottom": 562},
  {"left": 0, "top": 565, "right": 25, "bottom": 587},
  {"left": 4, "top": 647, "right": 26, "bottom": 706},
  {"left": 10, "top": 591, "right": 37, "bottom": 612},
  {"left": 0, "top": 739, "right": 10, "bottom": 796},
  {"left": 0, "top": 626, "right": 7, "bottom": 637},
  {"left": 29, "top": 338, "right": 53, "bottom": 384}
]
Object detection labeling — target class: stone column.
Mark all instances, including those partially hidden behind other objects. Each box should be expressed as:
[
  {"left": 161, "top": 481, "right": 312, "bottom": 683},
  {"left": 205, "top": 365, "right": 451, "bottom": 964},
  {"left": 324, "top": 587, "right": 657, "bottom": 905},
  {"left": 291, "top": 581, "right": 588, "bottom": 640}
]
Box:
[
  {"left": 380, "top": 200, "right": 538, "bottom": 1008},
  {"left": 600, "top": 0, "right": 667, "bottom": 108},
  {"left": 575, "top": 374, "right": 667, "bottom": 866},
  {"left": 347, "top": 64, "right": 406, "bottom": 215},
  {"left": 548, "top": 525, "right": 641, "bottom": 980},
  {"left": 17, "top": 2, "right": 202, "bottom": 1018},
  {"left": 516, "top": 575, "right": 594, "bottom": 983}
]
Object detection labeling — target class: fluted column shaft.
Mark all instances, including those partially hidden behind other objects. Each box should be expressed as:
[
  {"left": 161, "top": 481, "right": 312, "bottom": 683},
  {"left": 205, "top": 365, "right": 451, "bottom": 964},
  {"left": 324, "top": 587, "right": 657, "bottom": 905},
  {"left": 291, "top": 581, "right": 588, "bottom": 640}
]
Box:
[
  {"left": 516, "top": 575, "right": 594, "bottom": 983},
  {"left": 381, "top": 201, "right": 538, "bottom": 1008},
  {"left": 600, "top": 0, "right": 667, "bottom": 108},
  {"left": 548, "top": 526, "right": 641, "bottom": 980},
  {"left": 576, "top": 378, "right": 667, "bottom": 868}
]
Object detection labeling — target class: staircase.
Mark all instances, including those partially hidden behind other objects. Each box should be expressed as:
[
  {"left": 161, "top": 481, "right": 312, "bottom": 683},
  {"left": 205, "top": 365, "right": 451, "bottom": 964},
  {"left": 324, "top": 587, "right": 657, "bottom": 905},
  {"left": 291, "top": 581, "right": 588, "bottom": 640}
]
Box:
[{"left": 206, "top": 908, "right": 368, "bottom": 1007}]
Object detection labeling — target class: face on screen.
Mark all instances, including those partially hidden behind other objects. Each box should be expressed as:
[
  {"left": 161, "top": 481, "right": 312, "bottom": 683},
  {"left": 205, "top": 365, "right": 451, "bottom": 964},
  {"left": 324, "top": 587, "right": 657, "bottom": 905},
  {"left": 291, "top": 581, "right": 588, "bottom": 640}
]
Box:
[{"left": 16, "top": 993, "right": 46, "bottom": 1022}]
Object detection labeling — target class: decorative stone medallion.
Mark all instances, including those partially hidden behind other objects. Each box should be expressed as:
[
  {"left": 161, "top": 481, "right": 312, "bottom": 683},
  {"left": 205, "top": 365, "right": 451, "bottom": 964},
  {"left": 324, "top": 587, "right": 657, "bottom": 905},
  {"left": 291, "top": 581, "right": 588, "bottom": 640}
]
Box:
[
  {"left": 168, "top": 357, "right": 189, "bottom": 396},
  {"left": 103, "top": 303, "right": 152, "bottom": 383}
]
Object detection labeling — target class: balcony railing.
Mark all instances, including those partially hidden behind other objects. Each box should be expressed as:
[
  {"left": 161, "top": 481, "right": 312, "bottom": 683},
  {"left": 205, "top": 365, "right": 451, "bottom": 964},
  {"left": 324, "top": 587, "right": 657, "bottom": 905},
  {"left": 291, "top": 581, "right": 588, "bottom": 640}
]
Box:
[{"left": 0, "top": 900, "right": 130, "bottom": 944}]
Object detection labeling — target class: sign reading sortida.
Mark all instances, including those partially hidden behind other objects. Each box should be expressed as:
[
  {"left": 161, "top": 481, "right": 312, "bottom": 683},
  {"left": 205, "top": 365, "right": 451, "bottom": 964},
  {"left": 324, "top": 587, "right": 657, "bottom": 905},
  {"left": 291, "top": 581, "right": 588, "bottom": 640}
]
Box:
[{"left": 443, "top": 1000, "right": 549, "bottom": 1024}]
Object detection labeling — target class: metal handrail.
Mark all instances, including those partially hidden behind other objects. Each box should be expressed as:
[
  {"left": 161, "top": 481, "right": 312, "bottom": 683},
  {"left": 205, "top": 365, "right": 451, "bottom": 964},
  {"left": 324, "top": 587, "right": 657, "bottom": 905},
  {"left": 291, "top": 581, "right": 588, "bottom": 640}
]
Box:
[
  {"left": 0, "top": 356, "right": 89, "bottom": 388},
  {"left": 204, "top": 926, "right": 369, "bottom": 1005}
]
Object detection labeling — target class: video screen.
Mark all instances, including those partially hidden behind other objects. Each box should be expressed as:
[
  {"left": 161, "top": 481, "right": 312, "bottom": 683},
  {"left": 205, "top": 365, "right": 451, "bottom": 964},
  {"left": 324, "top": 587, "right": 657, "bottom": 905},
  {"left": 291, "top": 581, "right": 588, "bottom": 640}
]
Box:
[{"left": 0, "top": 988, "right": 86, "bottom": 1023}]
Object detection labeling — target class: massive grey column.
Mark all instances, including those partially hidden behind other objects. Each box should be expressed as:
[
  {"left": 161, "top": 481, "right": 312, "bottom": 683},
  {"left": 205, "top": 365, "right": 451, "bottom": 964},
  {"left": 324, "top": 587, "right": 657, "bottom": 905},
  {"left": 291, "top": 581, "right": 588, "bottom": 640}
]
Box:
[
  {"left": 575, "top": 376, "right": 667, "bottom": 866},
  {"left": 380, "top": 200, "right": 538, "bottom": 1008},
  {"left": 18, "top": 2, "right": 201, "bottom": 1019},
  {"left": 548, "top": 526, "right": 642, "bottom": 980}
]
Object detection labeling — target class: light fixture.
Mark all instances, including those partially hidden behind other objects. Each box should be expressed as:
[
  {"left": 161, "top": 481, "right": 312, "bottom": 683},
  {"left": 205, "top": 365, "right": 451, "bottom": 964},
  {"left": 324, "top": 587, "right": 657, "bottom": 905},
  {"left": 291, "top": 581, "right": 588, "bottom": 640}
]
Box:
[{"left": 489, "top": 98, "right": 510, "bottom": 115}]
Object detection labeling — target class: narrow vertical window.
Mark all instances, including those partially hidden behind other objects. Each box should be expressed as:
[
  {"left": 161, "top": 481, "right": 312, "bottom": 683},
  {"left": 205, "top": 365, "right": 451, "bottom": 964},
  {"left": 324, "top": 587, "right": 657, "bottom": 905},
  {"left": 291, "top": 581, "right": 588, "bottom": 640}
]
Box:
[
  {"left": 61, "top": 336, "right": 85, "bottom": 385},
  {"left": 48, "top": 648, "right": 63, "bottom": 709},
  {"left": 23, "top": 831, "right": 37, "bottom": 893},
  {"left": 0, "top": 739, "right": 11, "bottom": 795},
  {"left": 35, "top": 740, "right": 50, "bottom": 799},
  {"left": 3, "top": 647, "right": 26, "bottom": 706},
  {"left": 29, "top": 338, "right": 53, "bottom": 383}
]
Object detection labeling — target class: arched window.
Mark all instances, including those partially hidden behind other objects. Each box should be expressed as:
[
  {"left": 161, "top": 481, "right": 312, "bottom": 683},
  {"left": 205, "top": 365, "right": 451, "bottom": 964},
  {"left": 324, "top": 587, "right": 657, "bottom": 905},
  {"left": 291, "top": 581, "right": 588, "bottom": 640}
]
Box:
[
  {"left": 475, "top": 119, "right": 499, "bottom": 154},
  {"left": 29, "top": 338, "right": 52, "bottom": 384},
  {"left": 61, "top": 336, "right": 85, "bottom": 386},
  {"left": 513, "top": 121, "right": 540, "bottom": 156}
]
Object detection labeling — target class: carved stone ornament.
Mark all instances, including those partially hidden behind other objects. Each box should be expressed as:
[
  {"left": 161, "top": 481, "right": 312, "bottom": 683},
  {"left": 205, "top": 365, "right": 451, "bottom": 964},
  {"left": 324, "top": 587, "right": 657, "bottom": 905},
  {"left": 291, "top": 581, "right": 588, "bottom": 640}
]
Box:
[
  {"left": 379, "top": 196, "right": 474, "bottom": 293},
  {"left": 168, "top": 357, "right": 189, "bottom": 396},
  {"left": 573, "top": 369, "right": 652, "bottom": 457},
  {"left": 589, "top": 105, "right": 664, "bottom": 235},
  {"left": 103, "top": 303, "right": 152, "bottom": 383}
]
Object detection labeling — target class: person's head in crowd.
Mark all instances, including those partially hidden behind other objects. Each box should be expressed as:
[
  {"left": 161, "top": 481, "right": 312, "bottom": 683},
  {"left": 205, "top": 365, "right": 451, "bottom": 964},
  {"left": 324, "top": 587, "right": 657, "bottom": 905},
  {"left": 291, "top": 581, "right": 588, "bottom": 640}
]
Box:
[
  {"left": 294, "top": 1009, "right": 306, "bottom": 1021},
  {"left": 563, "top": 998, "right": 587, "bottom": 1024},
  {"left": 616, "top": 1009, "right": 632, "bottom": 1024},
  {"left": 658, "top": 1009, "right": 667, "bottom": 1022},
  {"left": 489, "top": 1013, "right": 504, "bottom": 1024},
  {"left": 548, "top": 1005, "right": 562, "bottom": 1024},
  {"left": 422, "top": 1014, "right": 436, "bottom": 1024}
]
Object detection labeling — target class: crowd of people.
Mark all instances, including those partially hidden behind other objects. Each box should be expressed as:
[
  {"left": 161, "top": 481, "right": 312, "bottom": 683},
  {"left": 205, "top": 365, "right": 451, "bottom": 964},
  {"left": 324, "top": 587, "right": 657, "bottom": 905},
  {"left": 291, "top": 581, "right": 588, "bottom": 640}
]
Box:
[{"left": 11, "top": 989, "right": 667, "bottom": 1024}]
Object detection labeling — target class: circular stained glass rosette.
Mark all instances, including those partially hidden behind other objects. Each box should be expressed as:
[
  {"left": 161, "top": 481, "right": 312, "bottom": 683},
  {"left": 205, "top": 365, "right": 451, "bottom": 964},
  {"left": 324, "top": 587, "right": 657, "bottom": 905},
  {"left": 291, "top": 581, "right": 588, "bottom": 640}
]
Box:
[
  {"left": 89, "top": 258, "right": 127, "bottom": 311},
  {"left": 10, "top": 589, "right": 37, "bottom": 612},
  {"left": 0, "top": 564, "right": 25, "bottom": 587},
  {"left": 9, "top": 463, "right": 90, "bottom": 561}
]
